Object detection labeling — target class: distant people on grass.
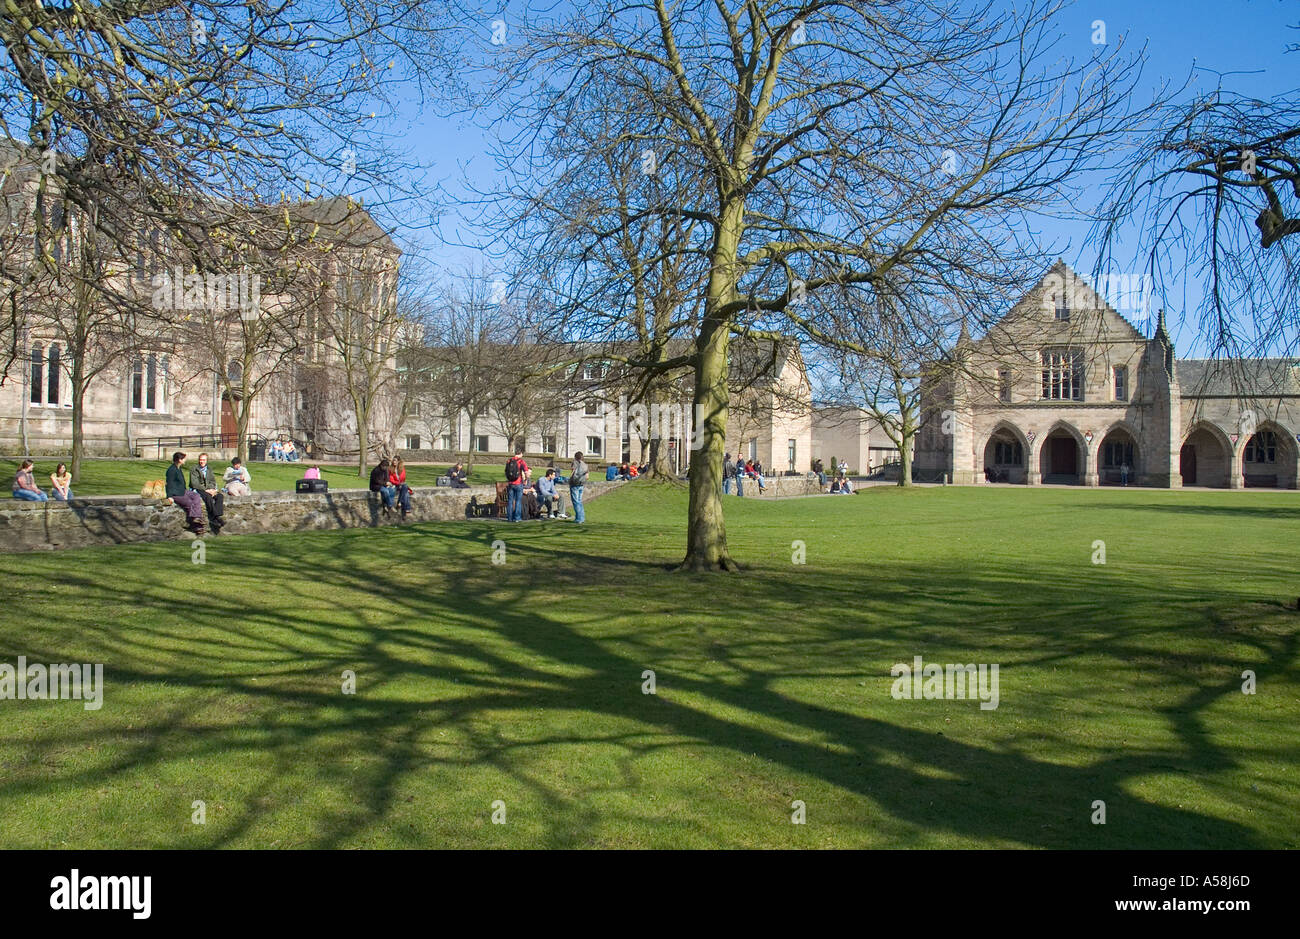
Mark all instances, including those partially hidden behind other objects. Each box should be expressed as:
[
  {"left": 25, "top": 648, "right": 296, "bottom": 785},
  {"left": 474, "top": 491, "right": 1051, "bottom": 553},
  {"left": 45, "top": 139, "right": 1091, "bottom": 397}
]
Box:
[
  {"left": 189, "top": 452, "right": 226, "bottom": 532},
  {"left": 449, "top": 463, "right": 469, "bottom": 488},
  {"left": 605, "top": 463, "right": 619, "bottom": 481},
  {"left": 838, "top": 473, "right": 855, "bottom": 494},
  {"left": 165, "top": 452, "right": 207, "bottom": 533},
  {"left": 723, "top": 453, "right": 735, "bottom": 495},
  {"left": 569, "top": 452, "right": 588, "bottom": 524},
  {"left": 504, "top": 448, "right": 529, "bottom": 523},
  {"left": 389, "top": 456, "right": 412, "bottom": 518},
  {"left": 12, "top": 459, "right": 48, "bottom": 501},
  {"left": 223, "top": 457, "right": 252, "bottom": 496},
  {"left": 270, "top": 440, "right": 284, "bottom": 461},
  {"left": 50, "top": 462, "right": 73, "bottom": 501},
  {"left": 813, "top": 458, "right": 827, "bottom": 488},
  {"left": 536, "top": 468, "right": 566, "bottom": 518},
  {"left": 369, "top": 458, "right": 396, "bottom": 514}
]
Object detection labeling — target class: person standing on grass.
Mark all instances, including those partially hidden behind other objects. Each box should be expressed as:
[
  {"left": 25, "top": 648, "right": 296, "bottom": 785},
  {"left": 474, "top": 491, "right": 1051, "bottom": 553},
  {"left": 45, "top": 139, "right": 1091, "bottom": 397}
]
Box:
[
  {"left": 166, "top": 452, "right": 206, "bottom": 533},
  {"left": 569, "top": 451, "right": 588, "bottom": 524},
  {"left": 189, "top": 452, "right": 226, "bottom": 532},
  {"left": 50, "top": 462, "right": 73, "bottom": 501},
  {"left": 369, "top": 458, "right": 396, "bottom": 514},
  {"left": 389, "top": 456, "right": 412, "bottom": 518},
  {"left": 505, "top": 448, "right": 529, "bottom": 523},
  {"left": 723, "top": 453, "right": 734, "bottom": 495},
  {"left": 12, "top": 460, "right": 48, "bottom": 501}
]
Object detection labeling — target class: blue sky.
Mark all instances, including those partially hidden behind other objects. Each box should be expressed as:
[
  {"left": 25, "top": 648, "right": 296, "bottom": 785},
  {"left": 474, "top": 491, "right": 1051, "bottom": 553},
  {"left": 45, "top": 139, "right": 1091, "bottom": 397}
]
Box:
[{"left": 370, "top": 0, "right": 1298, "bottom": 353}]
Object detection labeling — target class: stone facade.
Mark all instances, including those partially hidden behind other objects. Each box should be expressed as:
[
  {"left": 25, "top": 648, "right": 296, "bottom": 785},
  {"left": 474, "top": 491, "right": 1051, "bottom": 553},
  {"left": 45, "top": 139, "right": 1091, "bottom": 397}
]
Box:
[{"left": 915, "top": 262, "right": 1300, "bottom": 488}]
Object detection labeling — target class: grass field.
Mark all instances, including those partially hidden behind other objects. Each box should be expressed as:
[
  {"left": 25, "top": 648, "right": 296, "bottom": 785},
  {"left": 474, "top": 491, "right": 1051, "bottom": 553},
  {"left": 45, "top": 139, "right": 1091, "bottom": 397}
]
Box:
[
  {"left": 1, "top": 457, "right": 503, "bottom": 495},
  {"left": 1, "top": 483, "right": 1297, "bottom": 848}
]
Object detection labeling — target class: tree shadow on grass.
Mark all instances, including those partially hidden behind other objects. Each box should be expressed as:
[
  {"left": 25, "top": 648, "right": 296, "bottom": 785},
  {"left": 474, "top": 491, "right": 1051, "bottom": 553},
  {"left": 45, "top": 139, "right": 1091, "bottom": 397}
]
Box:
[{"left": 0, "top": 520, "right": 1294, "bottom": 848}]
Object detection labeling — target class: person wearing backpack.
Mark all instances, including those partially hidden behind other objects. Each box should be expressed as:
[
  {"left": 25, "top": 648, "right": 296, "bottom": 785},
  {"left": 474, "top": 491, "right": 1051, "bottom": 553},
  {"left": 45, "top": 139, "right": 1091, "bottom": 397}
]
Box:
[
  {"left": 504, "top": 448, "right": 529, "bottom": 522},
  {"left": 569, "top": 451, "right": 588, "bottom": 524}
]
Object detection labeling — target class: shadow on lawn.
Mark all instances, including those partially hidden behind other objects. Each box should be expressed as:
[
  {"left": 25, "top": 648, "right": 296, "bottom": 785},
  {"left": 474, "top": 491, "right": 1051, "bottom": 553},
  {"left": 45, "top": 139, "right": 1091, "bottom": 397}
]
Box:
[{"left": 4, "top": 521, "right": 1293, "bottom": 849}]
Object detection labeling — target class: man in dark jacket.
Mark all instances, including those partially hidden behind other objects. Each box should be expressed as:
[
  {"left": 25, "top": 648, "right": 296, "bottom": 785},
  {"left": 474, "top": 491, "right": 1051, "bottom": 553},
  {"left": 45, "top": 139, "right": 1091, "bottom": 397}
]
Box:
[
  {"left": 166, "top": 452, "right": 207, "bottom": 532},
  {"left": 369, "top": 459, "right": 396, "bottom": 514},
  {"left": 723, "top": 454, "right": 735, "bottom": 496},
  {"left": 189, "top": 452, "right": 225, "bottom": 531}
]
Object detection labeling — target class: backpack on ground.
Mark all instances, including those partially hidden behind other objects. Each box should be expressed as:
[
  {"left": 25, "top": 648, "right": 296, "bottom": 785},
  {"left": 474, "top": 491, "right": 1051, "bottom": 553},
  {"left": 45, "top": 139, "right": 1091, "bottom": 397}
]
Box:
[{"left": 504, "top": 457, "right": 522, "bottom": 482}]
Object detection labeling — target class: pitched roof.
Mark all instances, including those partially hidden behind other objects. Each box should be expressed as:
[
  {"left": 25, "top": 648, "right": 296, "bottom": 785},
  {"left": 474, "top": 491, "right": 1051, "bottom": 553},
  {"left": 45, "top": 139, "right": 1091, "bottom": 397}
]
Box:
[{"left": 1176, "top": 358, "right": 1300, "bottom": 396}]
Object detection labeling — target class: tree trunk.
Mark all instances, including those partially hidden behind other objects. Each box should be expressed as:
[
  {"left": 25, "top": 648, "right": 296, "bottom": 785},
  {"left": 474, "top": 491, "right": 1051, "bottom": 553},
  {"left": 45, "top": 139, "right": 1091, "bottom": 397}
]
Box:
[
  {"left": 356, "top": 407, "right": 369, "bottom": 477},
  {"left": 897, "top": 431, "right": 913, "bottom": 487},
  {"left": 679, "top": 318, "right": 737, "bottom": 571},
  {"left": 70, "top": 359, "right": 86, "bottom": 483}
]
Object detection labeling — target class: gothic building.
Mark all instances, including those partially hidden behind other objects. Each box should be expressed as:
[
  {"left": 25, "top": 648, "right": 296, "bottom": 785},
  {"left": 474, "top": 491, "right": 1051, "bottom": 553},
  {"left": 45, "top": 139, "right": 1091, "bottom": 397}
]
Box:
[{"left": 914, "top": 262, "right": 1300, "bottom": 488}]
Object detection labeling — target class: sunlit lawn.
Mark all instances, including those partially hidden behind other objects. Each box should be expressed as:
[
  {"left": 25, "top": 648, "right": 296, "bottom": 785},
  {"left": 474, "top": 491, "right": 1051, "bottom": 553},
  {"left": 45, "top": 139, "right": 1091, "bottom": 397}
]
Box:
[{"left": 0, "top": 482, "right": 1296, "bottom": 848}]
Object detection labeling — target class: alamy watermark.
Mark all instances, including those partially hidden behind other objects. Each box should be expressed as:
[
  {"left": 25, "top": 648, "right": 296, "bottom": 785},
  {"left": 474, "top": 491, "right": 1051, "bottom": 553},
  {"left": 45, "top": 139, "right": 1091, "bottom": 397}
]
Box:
[
  {"left": 150, "top": 266, "right": 261, "bottom": 320},
  {"left": 0, "top": 656, "right": 103, "bottom": 710},
  {"left": 604, "top": 395, "right": 707, "bottom": 451},
  {"left": 890, "top": 655, "right": 1000, "bottom": 710}
]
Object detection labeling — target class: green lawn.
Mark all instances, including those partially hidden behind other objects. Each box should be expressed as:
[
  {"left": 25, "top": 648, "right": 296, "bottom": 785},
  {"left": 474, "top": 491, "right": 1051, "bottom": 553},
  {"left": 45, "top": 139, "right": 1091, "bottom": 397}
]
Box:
[
  {"left": 1, "top": 457, "right": 503, "bottom": 496},
  {"left": 1, "top": 483, "right": 1297, "bottom": 848}
]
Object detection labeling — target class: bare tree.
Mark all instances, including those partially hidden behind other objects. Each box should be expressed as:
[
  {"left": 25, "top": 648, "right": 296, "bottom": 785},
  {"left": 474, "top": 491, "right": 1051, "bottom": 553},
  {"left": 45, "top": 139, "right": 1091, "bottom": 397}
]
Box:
[
  {"left": 484, "top": 0, "right": 1162, "bottom": 570},
  {"left": 1095, "top": 82, "right": 1300, "bottom": 359}
]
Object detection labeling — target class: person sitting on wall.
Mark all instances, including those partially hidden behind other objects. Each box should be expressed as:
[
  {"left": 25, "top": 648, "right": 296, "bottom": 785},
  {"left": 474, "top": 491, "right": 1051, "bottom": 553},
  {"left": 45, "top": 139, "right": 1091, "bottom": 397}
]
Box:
[
  {"left": 369, "top": 458, "right": 396, "bottom": 514},
  {"left": 270, "top": 440, "right": 284, "bottom": 461},
  {"left": 12, "top": 459, "right": 48, "bottom": 501},
  {"left": 389, "top": 456, "right": 412, "bottom": 518},
  {"left": 189, "top": 452, "right": 226, "bottom": 532},
  {"left": 606, "top": 463, "right": 619, "bottom": 481},
  {"left": 50, "top": 462, "right": 73, "bottom": 501},
  {"left": 165, "top": 452, "right": 207, "bottom": 533},
  {"left": 449, "top": 462, "right": 469, "bottom": 488},
  {"left": 223, "top": 457, "right": 252, "bottom": 496},
  {"left": 535, "top": 468, "right": 565, "bottom": 518},
  {"left": 283, "top": 440, "right": 299, "bottom": 462}
]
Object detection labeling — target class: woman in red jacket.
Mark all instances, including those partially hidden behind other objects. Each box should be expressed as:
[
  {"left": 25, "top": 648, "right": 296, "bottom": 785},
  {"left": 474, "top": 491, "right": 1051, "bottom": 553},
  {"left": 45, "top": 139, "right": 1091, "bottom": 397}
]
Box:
[{"left": 388, "top": 457, "right": 412, "bottom": 518}]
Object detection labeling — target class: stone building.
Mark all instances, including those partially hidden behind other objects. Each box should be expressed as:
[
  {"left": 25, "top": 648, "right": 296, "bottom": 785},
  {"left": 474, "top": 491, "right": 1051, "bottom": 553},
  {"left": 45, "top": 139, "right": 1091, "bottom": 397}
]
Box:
[
  {"left": 915, "top": 261, "right": 1300, "bottom": 488},
  {"left": 1, "top": 135, "right": 400, "bottom": 459}
]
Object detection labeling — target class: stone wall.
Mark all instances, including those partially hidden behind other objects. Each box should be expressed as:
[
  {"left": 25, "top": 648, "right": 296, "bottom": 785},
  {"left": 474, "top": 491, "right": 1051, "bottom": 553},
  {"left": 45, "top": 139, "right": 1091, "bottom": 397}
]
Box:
[{"left": 0, "top": 481, "right": 628, "bottom": 553}]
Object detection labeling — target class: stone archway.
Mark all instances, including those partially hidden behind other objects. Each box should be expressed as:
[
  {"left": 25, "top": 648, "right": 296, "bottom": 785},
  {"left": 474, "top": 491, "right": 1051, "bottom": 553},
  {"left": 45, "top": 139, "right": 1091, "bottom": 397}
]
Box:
[
  {"left": 1180, "top": 423, "right": 1232, "bottom": 488},
  {"left": 1241, "top": 422, "right": 1300, "bottom": 488},
  {"left": 1038, "top": 425, "right": 1083, "bottom": 484},
  {"left": 982, "top": 423, "right": 1029, "bottom": 483},
  {"left": 1098, "top": 425, "right": 1139, "bottom": 486}
]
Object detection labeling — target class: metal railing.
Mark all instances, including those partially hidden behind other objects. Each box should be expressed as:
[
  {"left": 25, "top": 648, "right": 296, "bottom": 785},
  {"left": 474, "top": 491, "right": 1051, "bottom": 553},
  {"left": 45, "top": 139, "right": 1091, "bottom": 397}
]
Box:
[{"left": 135, "top": 432, "right": 286, "bottom": 460}]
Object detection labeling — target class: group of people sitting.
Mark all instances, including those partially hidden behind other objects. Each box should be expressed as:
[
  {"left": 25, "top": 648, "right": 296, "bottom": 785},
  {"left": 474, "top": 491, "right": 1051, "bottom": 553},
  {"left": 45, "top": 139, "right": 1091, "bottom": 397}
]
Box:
[
  {"left": 269, "top": 439, "right": 300, "bottom": 462},
  {"left": 11, "top": 459, "right": 73, "bottom": 502},
  {"left": 165, "top": 451, "right": 253, "bottom": 534},
  {"left": 368, "top": 457, "right": 414, "bottom": 518},
  {"left": 722, "top": 454, "right": 768, "bottom": 495},
  {"left": 503, "top": 450, "right": 571, "bottom": 521},
  {"left": 813, "top": 458, "right": 857, "bottom": 494},
  {"left": 605, "top": 461, "right": 649, "bottom": 481}
]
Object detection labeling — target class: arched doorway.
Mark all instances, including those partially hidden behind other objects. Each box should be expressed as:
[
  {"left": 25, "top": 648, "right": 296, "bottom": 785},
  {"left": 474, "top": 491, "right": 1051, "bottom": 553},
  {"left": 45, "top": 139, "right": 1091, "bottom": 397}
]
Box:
[
  {"left": 1242, "top": 424, "right": 1299, "bottom": 488},
  {"left": 982, "top": 425, "right": 1028, "bottom": 483},
  {"left": 1039, "top": 426, "right": 1082, "bottom": 484},
  {"left": 1180, "top": 424, "right": 1231, "bottom": 487},
  {"left": 1098, "top": 427, "right": 1139, "bottom": 486}
]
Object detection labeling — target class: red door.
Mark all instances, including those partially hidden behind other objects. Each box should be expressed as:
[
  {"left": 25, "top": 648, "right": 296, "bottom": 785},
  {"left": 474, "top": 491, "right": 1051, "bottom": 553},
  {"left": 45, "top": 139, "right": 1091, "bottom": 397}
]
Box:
[{"left": 220, "top": 396, "right": 237, "bottom": 441}]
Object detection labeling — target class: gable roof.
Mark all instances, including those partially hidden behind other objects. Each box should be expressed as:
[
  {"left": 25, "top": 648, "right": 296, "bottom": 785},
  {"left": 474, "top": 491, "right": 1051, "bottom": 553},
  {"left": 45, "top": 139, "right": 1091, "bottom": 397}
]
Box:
[{"left": 1176, "top": 358, "right": 1300, "bottom": 397}]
